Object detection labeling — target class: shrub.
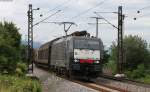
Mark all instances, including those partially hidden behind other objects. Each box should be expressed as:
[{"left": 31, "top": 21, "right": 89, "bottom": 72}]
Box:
[
  {"left": 103, "top": 60, "right": 117, "bottom": 75},
  {"left": 15, "top": 62, "right": 27, "bottom": 77},
  {"left": 0, "top": 75, "right": 42, "bottom": 92},
  {"left": 125, "top": 64, "right": 145, "bottom": 79},
  {"left": 0, "top": 22, "right": 22, "bottom": 75},
  {"left": 140, "top": 74, "right": 150, "bottom": 83}
]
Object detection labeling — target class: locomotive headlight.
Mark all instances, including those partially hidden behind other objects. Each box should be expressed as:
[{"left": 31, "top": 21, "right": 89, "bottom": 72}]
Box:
[
  {"left": 74, "top": 59, "right": 79, "bottom": 63},
  {"left": 94, "top": 61, "right": 100, "bottom": 64}
]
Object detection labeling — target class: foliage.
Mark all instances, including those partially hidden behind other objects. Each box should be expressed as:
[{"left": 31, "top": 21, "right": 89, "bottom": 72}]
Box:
[
  {"left": 0, "top": 75, "right": 41, "bottom": 92},
  {"left": 123, "top": 35, "right": 149, "bottom": 70},
  {"left": 104, "top": 35, "right": 150, "bottom": 82},
  {"left": 138, "top": 74, "right": 150, "bottom": 83},
  {"left": 0, "top": 21, "right": 22, "bottom": 74},
  {"left": 15, "top": 62, "right": 27, "bottom": 77},
  {"left": 20, "top": 45, "right": 27, "bottom": 63},
  {"left": 103, "top": 60, "right": 117, "bottom": 75},
  {"left": 102, "top": 50, "right": 110, "bottom": 64},
  {"left": 109, "top": 35, "right": 150, "bottom": 72},
  {"left": 125, "top": 64, "right": 145, "bottom": 79}
]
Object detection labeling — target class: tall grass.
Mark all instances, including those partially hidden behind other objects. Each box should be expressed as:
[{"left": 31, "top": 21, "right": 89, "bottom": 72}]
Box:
[
  {"left": 137, "top": 74, "right": 150, "bottom": 84},
  {"left": 0, "top": 75, "right": 41, "bottom": 92}
]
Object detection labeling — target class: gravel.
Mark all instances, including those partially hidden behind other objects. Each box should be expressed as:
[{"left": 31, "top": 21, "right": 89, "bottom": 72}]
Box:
[
  {"left": 96, "top": 77, "right": 150, "bottom": 92},
  {"left": 33, "top": 67, "right": 98, "bottom": 92}
]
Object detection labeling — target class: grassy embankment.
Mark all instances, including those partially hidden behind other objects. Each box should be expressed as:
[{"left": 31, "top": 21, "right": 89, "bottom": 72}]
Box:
[
  {"left": 103, "top": 61, "right": 150, "bottom": 84},
  {"left": 0, "top": 75, "right": 42, "bottom": 92}
]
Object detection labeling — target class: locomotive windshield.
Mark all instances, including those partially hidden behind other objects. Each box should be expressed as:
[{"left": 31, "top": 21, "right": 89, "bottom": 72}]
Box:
[
  {"left": 74, "top": 39, "right": 100, "bottom": 60},
  {"left": 74, "top": 40, "right": 99, "bottom": 50}
]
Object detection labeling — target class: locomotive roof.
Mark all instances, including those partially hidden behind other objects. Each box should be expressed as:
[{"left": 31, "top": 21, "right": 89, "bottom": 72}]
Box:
[{"left": 39, "top": 36, "right": 102, "bottom": 50}]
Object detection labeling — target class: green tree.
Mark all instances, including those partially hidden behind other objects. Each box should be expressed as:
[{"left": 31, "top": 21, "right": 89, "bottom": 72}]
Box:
[
  {"left": 102, "top": 50, "right": 110, "bottom": 64},
  {"left": 123, "top": 35, "right": 149, "bottom": 70},
  {"left": 108, "top": 35, "right": 150, "bottom": 76},
  {"left": 0, "top": 21, "right": 22, "bottom": 74}
]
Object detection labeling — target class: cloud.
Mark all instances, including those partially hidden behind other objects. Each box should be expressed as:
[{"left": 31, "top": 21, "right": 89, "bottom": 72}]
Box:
[
  {"left": 0, "top": 0, "right": 150, "bottom": 47},
  {"left": 77, "top": 0, "right": 98, "bottom": 8},
  {"left": 0, "top": 2, "right": 14, "bottom": 17}
]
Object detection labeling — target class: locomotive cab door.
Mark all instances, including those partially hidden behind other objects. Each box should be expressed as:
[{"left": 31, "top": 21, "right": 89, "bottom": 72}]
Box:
[{"left": 65, "top": 40, "right": 73, "bottom": 71}]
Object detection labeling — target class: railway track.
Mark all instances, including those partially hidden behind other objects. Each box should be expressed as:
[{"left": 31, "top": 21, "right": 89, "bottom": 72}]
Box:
[
  {"left": 37, "top": 66, "right": 127, "bottom": 92},
  {"left": 91, "top": 74, "right": 150, "bottom": 92},
  {"left": 36, "top": 66, "right": 150, "bottom": 92},
  {"left": 60, "top": 73, "right": 150, "bottom": 92},
  {"left": 100, "top": 74, "right": 150, "bottom": 88},
  {"left": 54, "top": 73, "right": 128, "bottom": 92},
  {"left": 70, "top": 79, "right": 128, "bottom": 92}
]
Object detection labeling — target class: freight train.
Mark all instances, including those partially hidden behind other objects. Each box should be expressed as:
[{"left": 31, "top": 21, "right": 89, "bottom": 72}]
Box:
[{"left": 34, "top": 31, "right": 104, "bottom": 79}]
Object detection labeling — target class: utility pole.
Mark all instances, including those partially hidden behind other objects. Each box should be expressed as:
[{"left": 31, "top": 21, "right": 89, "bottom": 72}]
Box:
[
  {"left": 117, "top": 6, "right": 125, "bottom": 74},
  {"left": 27, "top": 4, "right": 39, "bottom": 73},
  {"left": 27, "top": 4, "right": 33, "bottom": 73},
  {"left": 91, "top": 17, "right": 102, "bottom": 38},
  {"left": 94, "top": 8, "right": 125, "bottom": 77}
]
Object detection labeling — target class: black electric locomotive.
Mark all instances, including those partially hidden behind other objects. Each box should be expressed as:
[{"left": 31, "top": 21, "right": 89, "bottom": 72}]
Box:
[{"left": 34, "top": 31, "right": 104, "bottom": 78}]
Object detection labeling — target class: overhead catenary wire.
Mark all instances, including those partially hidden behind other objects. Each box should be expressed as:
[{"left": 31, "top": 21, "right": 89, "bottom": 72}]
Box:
[
  {"left": 138, "top": 5, "right": 150, "bottom": 11},
  {"left": 128, "top": 4, "right": 150, "bottom": 20},
  {"left": 94, "top": 12, "right": 118, "bottom": 29},
  {"left": 42, "top": 0, "right": 71, "bottom": 15},
  {"left": 134, "top": 12, "right": 150, "bottom": 20},
  {"left": 64, "top": 0, "right": 109, "bottom": 33},
  {"left": 39, "top": 0, "right": 73, "bottom": 23},
  {"left": 70, "top": 0, "right": 108, "bottom": 19},
  {"left": 33, "top": 10, "right": 61, "bottom": 26}
]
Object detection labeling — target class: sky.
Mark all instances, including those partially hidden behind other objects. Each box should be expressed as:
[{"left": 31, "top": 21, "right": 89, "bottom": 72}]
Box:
[{"left": 0, "top": 0, "right": 150, "bottom": 48}]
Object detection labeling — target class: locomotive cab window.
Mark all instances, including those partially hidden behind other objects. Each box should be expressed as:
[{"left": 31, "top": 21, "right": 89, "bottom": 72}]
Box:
[
  {"left": 74, "top": 40, "right": 100, "bottom": 50},
  {"left": 74, "top": 39, "right": 101, "bottom": 60}
]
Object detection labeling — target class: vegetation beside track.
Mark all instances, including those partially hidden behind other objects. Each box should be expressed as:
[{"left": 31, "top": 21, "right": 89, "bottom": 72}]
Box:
[
  {"left": 0, "top": 75, "right": 41, "bottom": 92},
  {"left": 0, "top": 21, "right": 26, "bottom": 74},
  {"left": 103, "top": 35, "right": 150, "bottom": 83},
  {"left": 0, "top": 21, "right": 42, "bottom": 92}
]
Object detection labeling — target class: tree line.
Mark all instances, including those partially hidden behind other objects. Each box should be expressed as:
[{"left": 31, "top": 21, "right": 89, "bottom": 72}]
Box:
[
  {"left": 0, "top": 21, "right": 150, "bottom": 83},
  {"left": 104, "top": 35, "right": 150, "bottom": 82},
  {"left": 0, "top": 21, "right": 26, "bottom": 75}
]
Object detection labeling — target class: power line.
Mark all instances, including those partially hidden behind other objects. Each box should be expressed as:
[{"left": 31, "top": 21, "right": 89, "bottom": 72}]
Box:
[
  {"left": 33, "top": 10, "right": 61, "bottom": 26},
  {"left": 95, "top": 12, "right": 118, "bottom": 14},
  {"left": 66, "top": 0, "right": 108, "bottom": 33},
  {"left": 39, "top": 0, "right": 73, "bottom": 24},
  {"left": 41, "top": 21, "right": 77, "bottom": 36},
  {"left": 88, "top": 23, "right": 107, "bottom": 25},
  {"left": 94, "top": 12, "right": 118, "bottom": 29},
  {"left": 70, "top": 0, "right": 108, "bottom": 19},
  {"left": 42, "top": 0, "right": 71, "bottom": 15},
  {"left": 134, "top": 12, "right": 150, "bottom": 20},
  {"left": 138, "top": 5, "right": 150, "bottom": 11}
]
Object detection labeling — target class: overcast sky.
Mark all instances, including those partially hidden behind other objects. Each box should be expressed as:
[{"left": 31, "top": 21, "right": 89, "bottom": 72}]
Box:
[{"left": 0, "top": 0, "right": 150, "bottom": 47}]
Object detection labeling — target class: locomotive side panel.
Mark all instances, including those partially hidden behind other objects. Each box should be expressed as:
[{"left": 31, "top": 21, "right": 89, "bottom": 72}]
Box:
[{"left": 50, "top": 41, "right": 66, "bottom": 68}]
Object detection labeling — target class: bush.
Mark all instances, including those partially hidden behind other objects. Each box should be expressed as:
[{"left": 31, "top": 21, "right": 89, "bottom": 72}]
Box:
[
  {"left": 139, "top": 74, "right": 150, "bottom": 83},
  {"left": 0, "top": 22, "right": 22, "bottom": 75},
  {"left": 0, "top": 75, "right": 42, "bottom": 92},
  {"left": 103, "top": 60, "right": 117, "bottom": 75},
  {"left": 109, "top": 35, "right": 149, "bottom": 72},
  {"left": 15, "top": 62, "right": 27, "bottom": 76},
  {"left": 125, "top": 64, "right": 145, "bottom": 79},
  {"left": 0, "top": 56, "right": 8, "bottom": 73}
]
